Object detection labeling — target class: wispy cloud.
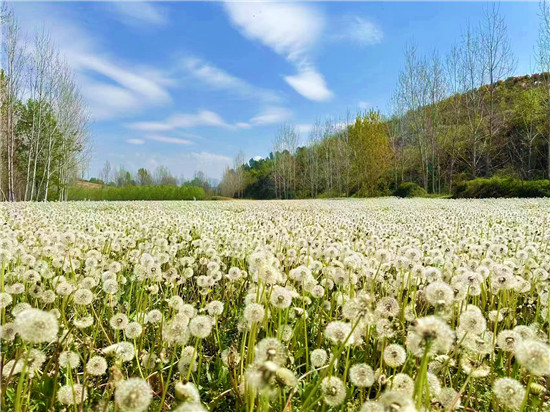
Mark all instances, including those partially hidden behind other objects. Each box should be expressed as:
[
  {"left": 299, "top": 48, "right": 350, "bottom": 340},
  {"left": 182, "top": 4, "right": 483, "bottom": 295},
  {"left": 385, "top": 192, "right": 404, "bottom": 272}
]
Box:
[
  {"left": 334, "top": 17, "right": 383, "bottom": 46},
  {"left": 71, "top": 53, "right": 171, "bottom": 120},
  {"left": 126, "top": 138, "right": 146, "bottom": 145},
  {"left": 296, "top": 123, "right": 313, "bottom": 135},
  {"left": 223, "top": 2, "right": 333, "bottom": 102},
  {"left": 249, "top": 107, "right": 292, "bottom": 126},
  {"left": 129, "top": 106, "right": 291, "bottom": 132},
  {"left": 13, "top": 2, "right": 172, "bottom": 121},
  {"left": 147, "top": 136, "right": 193, "bottom": 145},
  {"left": 181, "top": 56, "right": 281, "bottom": 104},
  {"left": 128, "top": 110, "right": 230, "bottom": 132},
  {"left": 107, "top": 1, "right": 168, "bottom": 28}
]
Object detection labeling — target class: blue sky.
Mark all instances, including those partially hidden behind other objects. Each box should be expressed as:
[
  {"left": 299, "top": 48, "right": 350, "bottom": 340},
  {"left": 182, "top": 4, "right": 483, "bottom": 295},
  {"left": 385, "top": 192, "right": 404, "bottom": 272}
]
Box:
[{"left": 12, "top": 1, "right": 541, "bottom": 180}]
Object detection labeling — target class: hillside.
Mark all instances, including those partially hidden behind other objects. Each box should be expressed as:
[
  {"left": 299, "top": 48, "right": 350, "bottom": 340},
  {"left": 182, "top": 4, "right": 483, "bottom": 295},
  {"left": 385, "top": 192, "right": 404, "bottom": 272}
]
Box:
[{"left": 219, "top": 73, "right": 550, "bottom": 199}]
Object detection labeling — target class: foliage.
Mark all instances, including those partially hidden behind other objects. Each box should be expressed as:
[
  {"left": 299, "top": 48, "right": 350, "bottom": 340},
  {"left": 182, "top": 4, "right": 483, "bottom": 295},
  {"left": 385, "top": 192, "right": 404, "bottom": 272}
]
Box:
[
  {"left": 348, "top": 111, "right": 393, "bottom": 196},
  {"left": 221, "top": 112, "right": 392, "bottom": 199},
  {"left": 394, "top": 182, "right": 427, "bottom": 198},
  {"left": 453, "top": 176, "right": 550, "bottom": 198},
  {"left": 66, "top": 184, "right": 205, "bottom": 201}
]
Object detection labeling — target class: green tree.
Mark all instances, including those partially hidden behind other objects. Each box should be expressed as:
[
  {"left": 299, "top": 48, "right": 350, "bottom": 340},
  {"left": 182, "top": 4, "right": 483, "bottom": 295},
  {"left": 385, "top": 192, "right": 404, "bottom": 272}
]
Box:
[{"left": 348, "top": 111, "right": 392, "bottom": 196}]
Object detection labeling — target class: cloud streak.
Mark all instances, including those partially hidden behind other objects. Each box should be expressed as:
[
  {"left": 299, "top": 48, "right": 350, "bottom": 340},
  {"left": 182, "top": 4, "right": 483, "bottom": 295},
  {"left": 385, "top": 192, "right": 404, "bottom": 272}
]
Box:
[
  {"left": 128, "top": 110, "right": 231, "bottom": 132},
  {"left": 334, "top": 17, "right": 383, "bottom": 46},
  {"left": 181, "top": 56, "right": 281, "bottom": 104},
  {"left": 147, "top": 136, "right": 193, "bottom": 145},
  {"left": 108, "top": 1, "right": 168, "bottom": 28}
]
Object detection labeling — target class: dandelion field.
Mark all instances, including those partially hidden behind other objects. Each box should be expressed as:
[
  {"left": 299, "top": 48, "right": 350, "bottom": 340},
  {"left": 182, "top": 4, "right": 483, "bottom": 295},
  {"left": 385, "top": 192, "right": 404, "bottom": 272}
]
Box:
[{"left": 1, "top": 199, "right": 549, "bottom": 412}]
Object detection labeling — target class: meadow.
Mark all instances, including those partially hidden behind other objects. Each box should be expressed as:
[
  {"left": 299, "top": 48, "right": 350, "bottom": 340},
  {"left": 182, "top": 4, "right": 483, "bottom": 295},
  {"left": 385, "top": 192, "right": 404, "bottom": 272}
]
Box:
[{"left": 0, "top": 198, "right": 549, "bottom": 412}]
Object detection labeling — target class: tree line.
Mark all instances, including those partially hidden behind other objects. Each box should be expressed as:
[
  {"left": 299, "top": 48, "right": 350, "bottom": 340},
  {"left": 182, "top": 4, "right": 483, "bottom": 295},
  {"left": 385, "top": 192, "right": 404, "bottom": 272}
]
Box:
[
  {"left": 93, "top": 161, "right": 217, "bottom": 192},
  {"left": 0, "top": 4, "right": 90, "bottom": 201},
  {"left": 220, "top": 3, "right": 550, "bottom": 199}
]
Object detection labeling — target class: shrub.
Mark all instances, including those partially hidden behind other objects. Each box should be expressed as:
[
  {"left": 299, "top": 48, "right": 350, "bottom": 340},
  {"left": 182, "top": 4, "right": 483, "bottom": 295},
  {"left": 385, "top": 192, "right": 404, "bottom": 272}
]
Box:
[
  {"left": 394, "top": 182, "right": 427, "bottom": 198},
  {"left": 453, "top": 177, "right": 550, "bottom": 198}
]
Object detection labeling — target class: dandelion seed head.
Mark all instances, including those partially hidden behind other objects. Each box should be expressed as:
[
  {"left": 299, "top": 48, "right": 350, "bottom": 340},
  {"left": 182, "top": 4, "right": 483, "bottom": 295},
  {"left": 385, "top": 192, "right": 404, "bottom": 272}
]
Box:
[
  {"left": 15, "top": 308, "right": 58, "bottom": 343},
  {"left": 86, "top": 355, "right": 108, "bottom": 376},
  {"left": 321, "top": 376, "right": 346, "bottom": 406},
  {"left": 115, "top": 378, "right": 153, "bottom": 412},
  {"left": 349, "top": 363, "right": 375, "bottom": 387},
  {"left": 57, "top": 383, "right": 87, "bottom": 405}
]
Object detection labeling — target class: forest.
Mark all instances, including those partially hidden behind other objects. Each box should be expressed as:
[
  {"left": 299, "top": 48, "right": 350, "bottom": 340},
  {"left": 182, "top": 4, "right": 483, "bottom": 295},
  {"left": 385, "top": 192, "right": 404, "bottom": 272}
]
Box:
[{"left": 219, "top": 4, "right": 550, "bottom": 199}]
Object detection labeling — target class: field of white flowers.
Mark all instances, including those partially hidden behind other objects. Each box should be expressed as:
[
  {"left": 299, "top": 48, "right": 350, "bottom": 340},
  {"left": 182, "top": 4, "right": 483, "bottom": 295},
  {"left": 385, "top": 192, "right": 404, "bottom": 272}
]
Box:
[{"left": 1, "top": 199, "right": 549, "bottom": 412}]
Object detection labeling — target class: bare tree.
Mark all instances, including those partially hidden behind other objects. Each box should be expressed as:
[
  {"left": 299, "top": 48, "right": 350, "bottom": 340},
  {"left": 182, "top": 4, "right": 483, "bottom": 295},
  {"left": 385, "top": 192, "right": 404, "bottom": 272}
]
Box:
[
  {"left": 1, "top": 4, "right": 26, "bottom": 201},
  {"left": 479, "top": 4, "right": 516, "bottom": 174},
  {"left": 272, "top": 124, "right": 298, "bottom": 198},
  {"left": 444, "top": 44, "right": 466, "bottom": 192},
  {"left": 427, "top": 51, "right": 446, "bottom": 193},
  {"left": 233, "top": 150, "right": 246, "bottom": 198},
  {"left": 100, "top": 160, "right": 112, "bottom": 185},
  {"left": 395, "top": 44, "right": 431, "bottom": 190},
  {"left": 459, "top": 24, "right": 487, "bottom": 177},
  {"left": 307, "top": 119, "right": 322, "bottom": 198}
]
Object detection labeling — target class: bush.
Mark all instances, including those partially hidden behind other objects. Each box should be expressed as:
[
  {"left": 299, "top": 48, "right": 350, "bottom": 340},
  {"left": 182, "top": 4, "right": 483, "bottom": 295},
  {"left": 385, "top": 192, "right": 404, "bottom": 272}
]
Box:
[
  {"left": 67, "top": 185, "right": 206, "bottom": 201},
  {"left": 394, "top": 182, "right": 427, "bottom": 198},
  {"left": 453, "top": 177, "right": 550, "bottom": 198}
]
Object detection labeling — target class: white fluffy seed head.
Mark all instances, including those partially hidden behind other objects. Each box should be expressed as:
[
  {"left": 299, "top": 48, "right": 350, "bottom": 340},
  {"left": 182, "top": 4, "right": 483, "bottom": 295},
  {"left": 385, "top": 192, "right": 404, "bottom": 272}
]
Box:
[
  {"left": 15, "top": 308, "right": 58, "bottom": 343},
  {"left": 115, "top": 378, "right": 153, "bottom": 412}
]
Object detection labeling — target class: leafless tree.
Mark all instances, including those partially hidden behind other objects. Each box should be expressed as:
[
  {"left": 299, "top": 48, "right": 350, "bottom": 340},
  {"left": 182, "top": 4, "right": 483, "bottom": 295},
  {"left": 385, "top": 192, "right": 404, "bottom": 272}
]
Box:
[
  {"left": 479, "top": 4, "right": 516, "bottom": 174},
  {"left": 444, "top": 44, "right": 466, "bottom": 191},
  {"left": 272, "top": 124, "right": 298, "bottom": 199},
  {"left": 233, "top": 150, "right": 246, "bottom": 198},
  {"left": 307, "top": 119, "right": 322, "bottom": 198},
  {"left": 1, "top": 4, "right": 26, "bottom": 201},
  {"left": 459, "top": 24, "right": 487, "bottom": 177},
  {"left": 395, "top": 44, "right": 431, "bottom": 190},
  {"left": 427, "top": 51, "right": 446, "bottom": 193}
]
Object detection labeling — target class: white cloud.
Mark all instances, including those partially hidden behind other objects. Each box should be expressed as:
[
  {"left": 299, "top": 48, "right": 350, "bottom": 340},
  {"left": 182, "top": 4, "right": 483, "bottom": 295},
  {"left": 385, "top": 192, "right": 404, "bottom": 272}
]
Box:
[
  {"left": 108, "top": 1, "right": 168, "bottom": 27},
  {"left": 224, "top": 2, "right": 323, "bottom": 67},
  {"left": 249, "top": 107, "right": 292, "bottom": 126},
  {"left": 72, "top": 55, "right": 171, "bottom": 120},
  {"left": 296, "top": 123, "right": 313, "bottom": 135},
  {"left": 335, "top": 17, "right": 383, "bottom": 46},
  {"left": 129, "top": 107, "right": 290, "bottom": 132},
  {"left": 183, "top": 57, "right": 244, "bottom": 89},
  {"left": 170, "top": 111, "right": 229, "bottom": 129},
  {"left": 284, "top": 70, "right": 333, "bottom": 102},
  {"left": 126, "top": 138, "right": 146, "bottom": 145},
  {"left": 128, "top": 110, "right": 230, "bottom": 132},
  {"left": 224, "top": 2, "right": 333, "bottom": 102},
  {"left": 147, "top": 136, "right": 193, "bottom": 145},
  {"left": 181, "top": 56, "right": 280, "bottom": 103},
  {"left": 71, "top": 53, "right": 170, "bottom": 105}
]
